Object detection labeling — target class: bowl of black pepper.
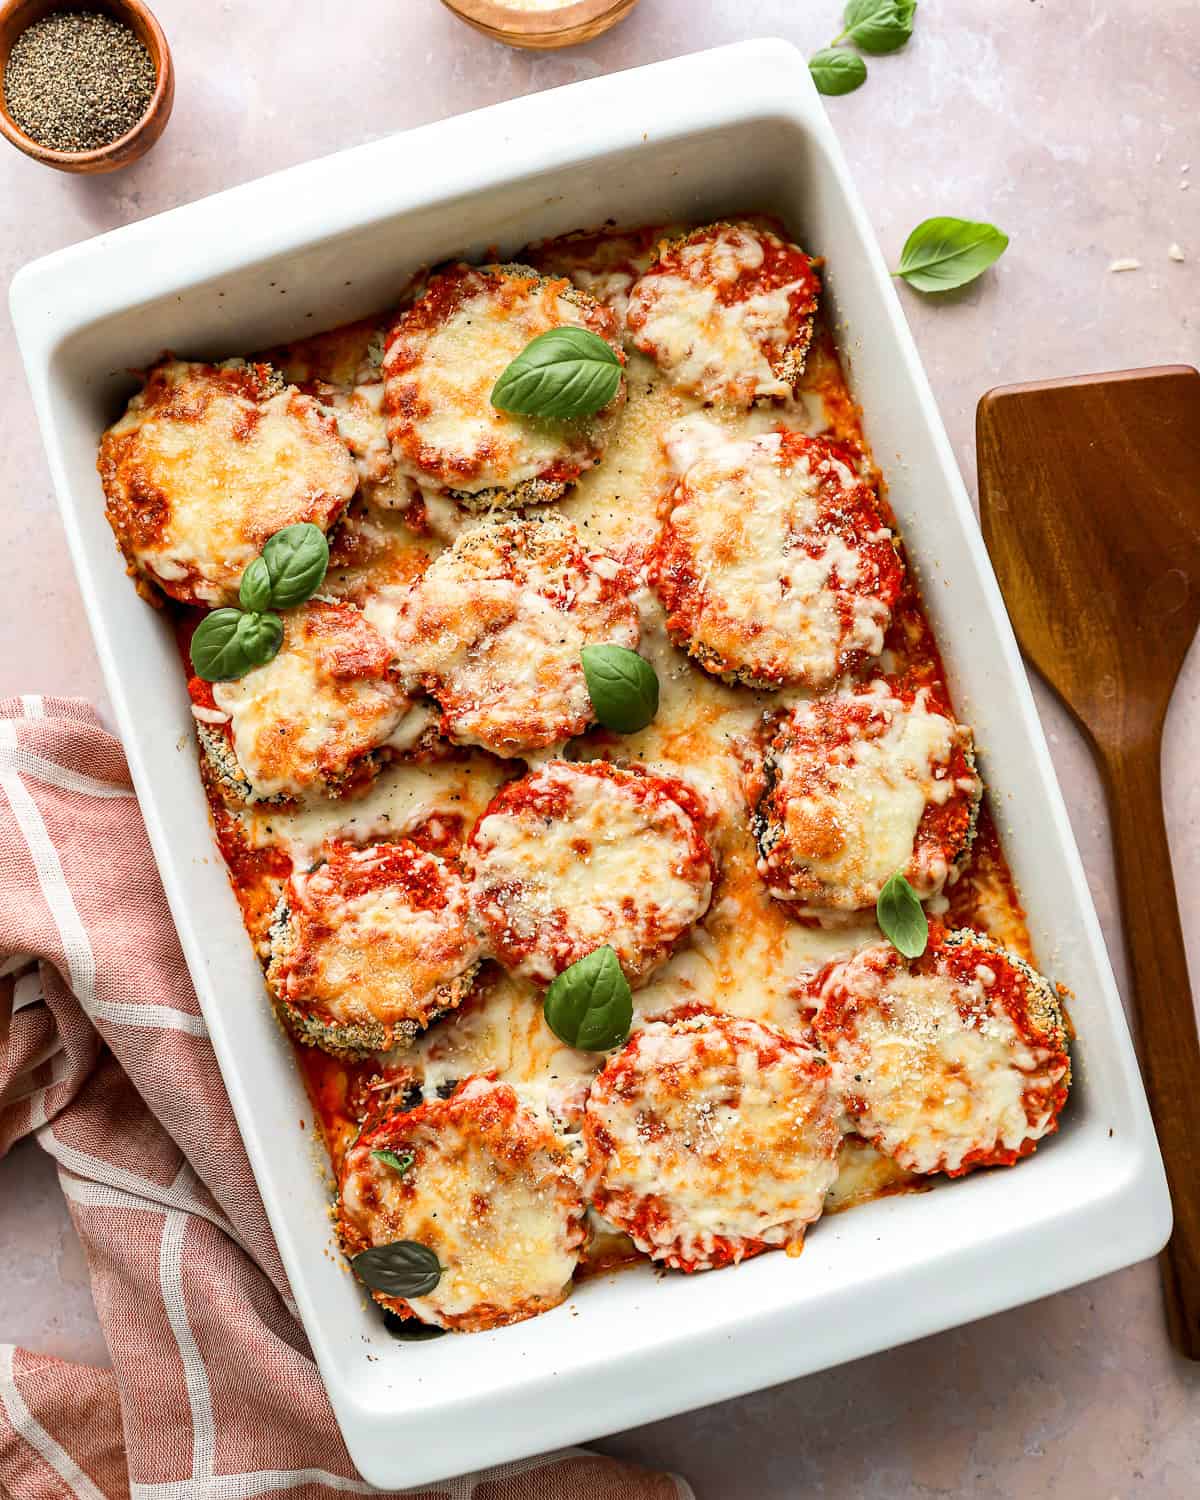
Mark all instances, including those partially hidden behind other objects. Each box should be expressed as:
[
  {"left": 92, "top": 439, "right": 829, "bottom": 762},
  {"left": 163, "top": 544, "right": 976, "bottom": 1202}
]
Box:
[{"left": 0, "top": 0, "right": 172, "bottom": 172}]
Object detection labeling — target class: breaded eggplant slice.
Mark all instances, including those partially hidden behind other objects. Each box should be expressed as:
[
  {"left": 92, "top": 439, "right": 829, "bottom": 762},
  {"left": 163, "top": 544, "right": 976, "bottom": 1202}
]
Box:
[
  {"left": 267, "top": 838, "right": 484, "bottom": 1056},
  {"left": 754, "top": 678, "right": 982, "bottom": 913},
  {"left": 363, "top": 512, "right": 640, "bottom": 757},
  {"left": 650, "top": 421, "right": 903, "bottom": 690},
  {"left": 188, "top": 598, "right": 419, "bottom": 804},
  {"left": 98, "top": 358, "right": 357, "bottom": 606},
  {"left": 381, "top": 263, "right": 625, "bottom": 509},
  {"left": 583, "top": 1012, "right": 841, "bottom": 1271},
  {"left": 809, "top": 927, "right": 1071, "bottom": 1176},
  {"left": 625, "top": 221, "right": 820, "bottom": 406},
  {"left": 338, "top": 1075, "right": 586, "bottom": 1331},
  {"left": 467, "top": 759, "right": 715, "bottom": 988}
]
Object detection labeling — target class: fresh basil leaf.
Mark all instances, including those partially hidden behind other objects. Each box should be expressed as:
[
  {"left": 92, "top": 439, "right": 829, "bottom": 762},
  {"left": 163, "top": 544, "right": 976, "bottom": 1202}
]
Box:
[
  {"left": 876, "top": 871, "right": 929, "bottom": 959},
  {"left": 352, "top": 1240, "right": 443, "bottom": 1299},
  {"left": 190, "top": 608, "right": 283, "bottom": 681},
  {"left": 372, "top": 1149, "right": 414, "bottom": 1176},
  {"left": 894, "top": 217, "right": 1009, "bottom": 293},
  {"left": 809, "top": 48, "right": 868, "bottom": 95},
  {"left": 382, "top": 1309, "right": 446, "bottom": 1340},
  {"left": 544, "top": 945, "right": 633, "bottom": 1052},
  {"left": 581, "top": 644, "right": 659, "bottom": 734},
  {"left": 836, "top": 0, "right": 917, "bottom": 54},
  {"left": 491, "top": 327, "right": 622, "bottom": 420},
  {"left": 236, "top": 610, "right": 284, "bottom": 666},
  {"left": 259, "top": 523, "right": 330, "bottom": 609},
  {"left": 238, "top": 556, "right": 272, "bottom": 613},
  {"left": 190, "top": 610, "right": 246, "bottom": 682}
]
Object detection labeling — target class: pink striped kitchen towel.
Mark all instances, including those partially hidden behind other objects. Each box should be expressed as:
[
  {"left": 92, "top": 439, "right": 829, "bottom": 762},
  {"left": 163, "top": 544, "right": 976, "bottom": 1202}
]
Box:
[{"left": 0, "top": 696, "right": 691, "bottom": 1500}]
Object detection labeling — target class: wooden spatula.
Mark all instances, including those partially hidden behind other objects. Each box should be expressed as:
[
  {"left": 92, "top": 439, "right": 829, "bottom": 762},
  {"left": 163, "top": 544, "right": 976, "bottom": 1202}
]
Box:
[{"left": 977, "top": 365, "right": 1200, "bottom": 1359}]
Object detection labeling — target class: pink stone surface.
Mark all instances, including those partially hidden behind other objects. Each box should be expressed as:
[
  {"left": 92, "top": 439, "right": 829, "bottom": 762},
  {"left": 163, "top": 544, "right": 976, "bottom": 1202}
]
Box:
[{"left": 1, "top": 2, "right": 1197, "bottom": 1494}]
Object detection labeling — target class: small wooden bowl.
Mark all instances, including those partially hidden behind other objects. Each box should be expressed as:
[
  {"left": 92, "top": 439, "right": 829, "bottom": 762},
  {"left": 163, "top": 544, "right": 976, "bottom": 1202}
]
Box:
[
  {"left": 441, "top": 0, "right": 641, "bottom": 51},
  {"left": 0, "top": 0, "right": 173, "bottom": 173}
]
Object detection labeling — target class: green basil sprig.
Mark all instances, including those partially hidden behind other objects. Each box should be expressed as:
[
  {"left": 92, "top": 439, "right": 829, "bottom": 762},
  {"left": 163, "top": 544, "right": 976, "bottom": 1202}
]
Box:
[
  {"left": 581, "top": 644, "right": 660, "bottom": 734},
  {"left": 492, "top": 327, "right": 622, "bottom": 420},
  {"left": 190, "top": 522, "right": 330, "bottom": 682},
  {"left": 258, "top": 523, "right": 331, "bottom": 608},
  {"left": 894, "top": 217, "right": 1009, "bottom": 293},
  {"left": 876, "top": 871, "right": 929, "bottom": 959},
  {"left": 544, "top": 945, "right": 633, "bottom": 1052},
  {"left": 352, "top": 1240, "right": 443, "bottom": 1299},
  {"left": 834, "top": 0, "right": 917, "bottom": 54},
  {"left": 238, "top": 556, "right": 273, "bottom": 613},
  {"left": 809, "top": 48, "right": 868, "bottom": 96},
  {"left": 191, "top": 608, "right": 283, "bottom": 682},
  {"left": 372, "top": 1149, "right": 414, "bottom": 1176},
  {"left": 811, "top": 0, "right": 914, "bottom": 99}
]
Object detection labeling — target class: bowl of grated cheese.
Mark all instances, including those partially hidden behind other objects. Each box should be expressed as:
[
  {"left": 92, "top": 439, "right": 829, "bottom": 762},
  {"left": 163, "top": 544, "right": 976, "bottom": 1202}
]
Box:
[{"left": 440, "top": 0, "right": 642, "bottom": 51}]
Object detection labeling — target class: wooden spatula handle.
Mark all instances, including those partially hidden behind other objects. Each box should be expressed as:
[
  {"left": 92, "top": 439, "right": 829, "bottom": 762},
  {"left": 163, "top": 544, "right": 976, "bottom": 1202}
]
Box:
[{"left": 1101, "top": 739, "right": 1200, "bottom": 1358}]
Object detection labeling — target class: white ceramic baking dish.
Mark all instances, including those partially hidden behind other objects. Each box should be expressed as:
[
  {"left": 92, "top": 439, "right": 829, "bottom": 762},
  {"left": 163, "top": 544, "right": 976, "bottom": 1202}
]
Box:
[{"left": 10, "top": 39, "right": 1171, "bottom": 1490}]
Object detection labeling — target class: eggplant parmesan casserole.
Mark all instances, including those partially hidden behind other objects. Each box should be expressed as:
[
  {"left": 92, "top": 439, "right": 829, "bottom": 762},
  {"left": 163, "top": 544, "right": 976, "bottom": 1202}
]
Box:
[{"left": 97, "top": 218, "right": 1072, "bottom": 1336}]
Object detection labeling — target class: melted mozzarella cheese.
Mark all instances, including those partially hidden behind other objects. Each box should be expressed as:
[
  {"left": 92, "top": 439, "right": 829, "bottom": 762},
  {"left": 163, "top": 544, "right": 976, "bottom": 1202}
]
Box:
[
  {"left": 824, "top": 1135, "right": 919, "bottom": 1212},
  {"left": 557, "top": 350, "right": 694, "bottom": 560},
  {"left": 529, "top": 227, "right": 668, "bottom": 327},
  {"left": 181, "top": 222, "right": 1044, "bottom": 1316},
  {"left": 211, "top": 603, "right": 411, "bottom": 800},
  {"left": 242, "top": 753, "right": 508, "bottom": 863},
  {"left": 656, "top": 424, "right": 892, "bottom": 687},
  {"left": 274, "top": 846, "right": 483, "bottom": 1039},
  {"left": 322, "top": 377, "right": 392, "bottom": 485},
  {"left": 644, "top": 872, "right": 872, "bottom": 1033},
  {"left": 365, "top": 515, "right": 639, "bottom": 755},
  {"left": 469, "top": 762, "right": 713, "bottom": 985},
  {"left": 100, "top": 361, "right": 356, "bottom": 605},
  {"left": 340, "top": 1077, "right": 585, "bottom": 1329},
  {"left": 383, "top": 268, "right": 620, "bottom": 499},
  {"left": 585, "top": 1015, "right": 841, "bottom": 1267},
  {"left": 385, "top": 969, "right": 602, "bottom": 1139},
  {"left": 764, "top": 683, "right": 966, "bottom": 909},
  {"left": 627, "top": 227, "right": 809, "bottom": 404},
  {"left": 818, "top": 948, "right": 1065, "bottom": 1175},
  {"left": 571, "top": 267, "right": 638, "bottom": 322}
]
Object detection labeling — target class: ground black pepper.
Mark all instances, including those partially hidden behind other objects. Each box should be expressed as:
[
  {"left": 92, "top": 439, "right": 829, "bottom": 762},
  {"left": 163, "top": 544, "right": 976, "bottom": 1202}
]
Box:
[{"left": 3, "top": 11, "right": 156, "bottom": 153}]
